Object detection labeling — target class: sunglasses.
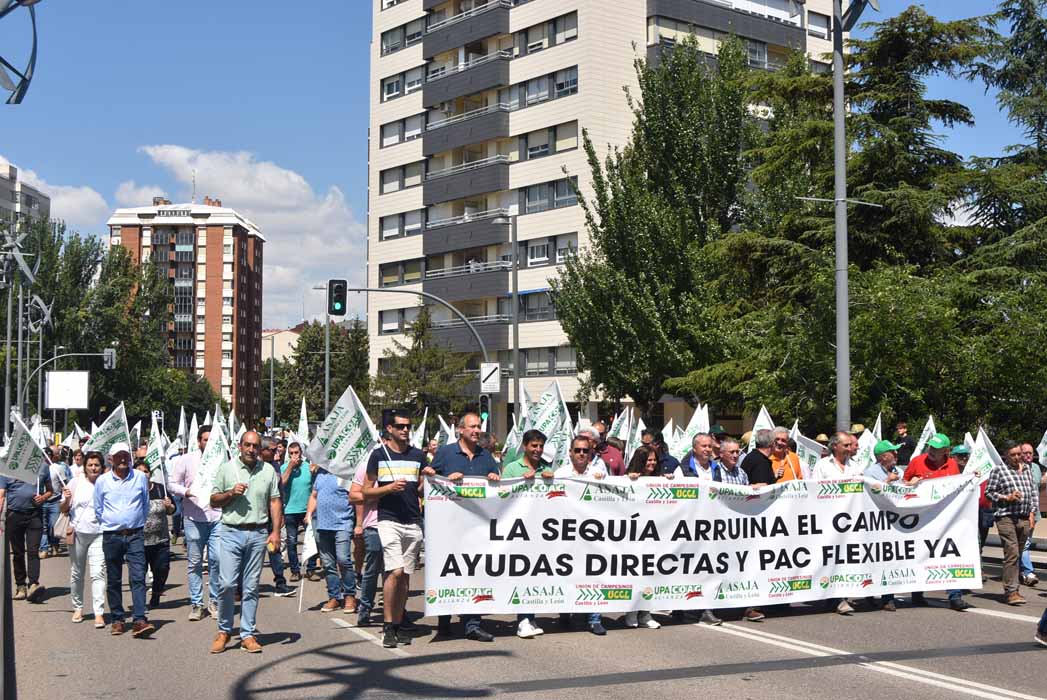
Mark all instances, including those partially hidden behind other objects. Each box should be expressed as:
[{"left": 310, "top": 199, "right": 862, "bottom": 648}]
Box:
[
  {"left": 572, "top": 448, "right": 591, "bottom": 454},
  {"left": 390, "top": 424, "right": 411, "bottom": 430}
]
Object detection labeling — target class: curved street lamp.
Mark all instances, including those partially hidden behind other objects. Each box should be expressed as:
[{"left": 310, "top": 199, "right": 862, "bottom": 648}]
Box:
[{"left": 0, "top": 0, "right": 42, "bottom": 104}]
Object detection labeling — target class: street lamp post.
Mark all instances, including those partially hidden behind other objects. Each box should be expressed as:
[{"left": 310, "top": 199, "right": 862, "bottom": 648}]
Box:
[
  {"left": 494, "top": 215, "right": 520, "bottom": 425},
  {"left": 268, "top": 334, "right": 276, "bottom": 434},
  {"left": 50, "top": 343, "right": 64, "bottom": 430},
  {"left": 310, "top": 284, "right": 332, "bottom": 415}
]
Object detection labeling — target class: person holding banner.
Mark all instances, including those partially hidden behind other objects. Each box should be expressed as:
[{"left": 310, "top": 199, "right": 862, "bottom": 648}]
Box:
[
  {"left": 813, "top": 432, "right": 857, "bottom": 481},
  {"left": 425, "top": 412, "right": 500, "bottom": 642},
  {"left": 624, "top": 446, "right": 664, "bottom": 630},
  {"left": 168, "top": 425, "right": 223, "bottom": 621},
  {"left": 0, "top": 459, "right": 52, "bottom": 602},
  {"left": 641, "top": 430, "right": 680, "bottom": 476},
  {"left": 590, "top": 421, "right": 625, "bottom": 476},
  {"left": 60, "top": 451, "right": 107, "bottom": 627},
  {"left": 41, "top": 446, "right": 71, "bottom": 559},
  {"left": 865, "top": 440, "right": 906, "bottom": 611},
  {"left": 209, "top": 431, "right": 283, "bottom": 654},
  {"left": 771, "top": 428, "right": 804, "bottom": 482},
  {"left": 93, "top": 442, "right": 154, "bottom": 637},
  {"left": 743, "top": 429, "right": 778, "bottom": 487},
  {"left": 986, "top": 442, "right": 1039, "bottom": 607},
  {"left": 134, "top": 459, "right": 175, "bottom": 609},
  {"left": 677, "top": 433, "right": 719, "bottom": 480},
  {"left": 366, "top": 410, "right": 428, "bottom": 648}
]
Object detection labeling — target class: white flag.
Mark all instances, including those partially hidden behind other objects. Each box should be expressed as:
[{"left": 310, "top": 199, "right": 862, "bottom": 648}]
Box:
[
  {"left": 966, "top": 427, "right": 1002, "bottom": 480},
  {"left": 129, "top": 420, "right": 142, "bottom": 449},
  {"left": 188, "top": 413, "right": 200, "bottom": 455},
  {"left": 436, "top": 415, "right": 455, "bottom": 447},
  {"left": 788, "top": 419, "right": 800, "bottom": 442},
  {"left": 671, "top": 403, "right": 710, "bottom": 460},
  {"left": 176, "top": 407, "right": 188, "bottom": 449},
  {"left": 82, "top": 403, "right": 132, "bottom": 458},
  {"left": 872, "top": 413, "right": 883, "bottom": 441},
  {"left": 89, "top": 421, "right": 99, "bottom": 436},
  {"left": 212, "top": 404, "right": 229, "bottom": 443},
  {"left": 306, "top": 385, "right": 378, "bottom": 480},
  {"left": 145, "top": 412, "right": 167, "bottom": 486},
  {"left": 794, "top": 433, "right": 823, "bottom": 480},
  {"left": 626, "top": 417, "right": 646, "bottom": 465},
  {"left": 234, "top": 422, "right": 247, "bottom": 444},
  {"left": 228, "top": 410, "right": 239, "bottom": 438},
  {"left": 189, "top": 425, "right": 231, "bottom": 501},
  {"left": 410, "top": 407, "right": 428, "bottom": 450},
  {"left": 853, "top": 429, "right": 878, "bottom": 474},
  {"left": 748, "top": 405, "right": 775, "bottom": 452},
  {"left": 28, "top": 416, "right": 46, "bottom": 449},
  {"left": 1036, "top": 428, "right": 1047, "bottom": 465},
  {"left": 301, "top": 520, "right": 318, "bottom": 562},
  {"left": 0, "top": 412, "right": 47, "bottom": 483},
  {"left": 204, "top": 410, "right": 213, "bottom": 425},
  {"left": 912, "top": 415, "right": 937, "bottom": 457},
  {"left": 298, "top": 397, "right": 310, "bottom": 443}
]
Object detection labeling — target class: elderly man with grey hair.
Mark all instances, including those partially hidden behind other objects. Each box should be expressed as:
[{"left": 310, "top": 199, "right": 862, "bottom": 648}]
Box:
[
  {"left": 741, "top": 429, "right": 777, "bottom": 486},
  {"left": 577, "top": 426, "right": 611, "bottom": 475},
  {"left": 813, "top": 431, "right": 857, "bottom": 480}
]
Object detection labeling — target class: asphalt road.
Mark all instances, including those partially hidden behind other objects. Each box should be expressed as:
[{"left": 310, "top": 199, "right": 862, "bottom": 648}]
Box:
[{"left": 9, "top": 543, "right": 1047, "bottom": 700}]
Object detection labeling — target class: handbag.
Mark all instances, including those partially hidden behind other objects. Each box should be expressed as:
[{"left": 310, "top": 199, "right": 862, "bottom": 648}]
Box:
[{"left": 54, "top": 511, "right": 73, "bottom": 545}]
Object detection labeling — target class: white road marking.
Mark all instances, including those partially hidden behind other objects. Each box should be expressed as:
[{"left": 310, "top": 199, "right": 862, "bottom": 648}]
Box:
[
  {"left": 695, "top": 623, "right": 1044, "bottom": 700},
  {"left": 958, "top": 606, "right": 1044, "bottom": 624},
  {"left": 331, "top": 617, "right": 410, "bottom": 657}
]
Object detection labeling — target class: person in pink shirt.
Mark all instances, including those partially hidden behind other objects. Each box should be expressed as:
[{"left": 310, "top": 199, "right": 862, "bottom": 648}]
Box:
[{"left": 350, "top": 458, "right": 382, "bottom": 628}]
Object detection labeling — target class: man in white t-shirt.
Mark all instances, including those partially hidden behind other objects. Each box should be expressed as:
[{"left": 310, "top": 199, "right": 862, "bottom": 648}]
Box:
[
  {"left": 813, "top": 431, "right": 857, "bottom": 480},
  {"left": 554, "top": 435, "right": 607, "bottom": 480}
]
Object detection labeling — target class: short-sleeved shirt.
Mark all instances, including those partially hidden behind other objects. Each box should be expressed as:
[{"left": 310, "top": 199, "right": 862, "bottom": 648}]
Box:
[
  {"left": 211, "top": 457, "right": 281, "bottom": 527},
  {"left": 502, "top": 458, "right": 552, "bottom": 479},
  {"left": 554, "top": 460, "right": 607, "bottom": 479},
  {"left": 431, "top": 441, "right": 499, "bottom": 478},
  {"left": 352, "top": 462, "right": 377, "bottom": 530},
  {"left": 743, "top": 450, "right": 777, "bottom": 485},
  {"left": 281, "top": 461, "right": 314, "bottom": 515},
  {"left": 366, "top": 444, "right": 425, "bottom": 526},
  {"left": 903, "top": 454, "right": 960, "bottom": 482},
  {"left": 67, "top": 476, "right": 101, "bottom": 534},
  {"left": 0, "top": 464, "right": 51, "bottom": 513},
  {"left": 312, "top": 470, "right": 353, "bottom": 531},
  {"left": 772, "top": 452, "right": 803, "bottom": 481}
]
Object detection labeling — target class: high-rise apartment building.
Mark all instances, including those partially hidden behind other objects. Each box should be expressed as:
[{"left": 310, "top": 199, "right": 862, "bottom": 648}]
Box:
[
  {"left": 107, "top": 197, "right": 265, "bottom": 420},
  {"left": 368, "top": 0, "right": 833, "bottom": 433},
  {"left": 0, "top": 162, "right": 50, "bottom": 232}
]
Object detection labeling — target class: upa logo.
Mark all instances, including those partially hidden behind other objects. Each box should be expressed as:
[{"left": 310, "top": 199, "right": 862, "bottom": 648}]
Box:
[
  {"left": 709, "top": 485, "right": 760, "bottom": 501},
  {"left": 768, "top": 577, "right": 813, "bottom": 598},
  {"left": 819, "top": 573, "right": 874, "bottom": 589},
  {"left": 428, "top": 481, "right": 487, "bottom": 501},
  {"left": 427, "top": 587, "right": 495, "bottom": 605},
  {"left": 817, "top": 480, "right": 865, "bottom": 499},
  {"left": 575, "top": 584, "right": 633, "bottom": 606},
  {"left": 645, "top": 584, "right": 704, "bottom": 602},
  {"left": 868, "top": 483, "right": 918, "bottom": 500},
  {"left": 647, "top": 485, "right": 700, "bottom": 503},
  {"left": 509, "top": 585, "right": 567, "bottom": 606},
  {"left": 499, "top": 481, "right": 567, "bottom": 500},
  {"left": 715, "top": 579, "right": 760, "bottom": 601},
  {"left": 880, "top": 568, "right": 919, "bottom": 587},
  {"left": 579, "top": 483, "right": 636, "bottom": 503}
]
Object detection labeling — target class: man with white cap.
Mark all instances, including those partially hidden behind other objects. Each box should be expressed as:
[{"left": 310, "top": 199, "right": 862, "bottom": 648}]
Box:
[{"left": 92, "top": 441, "right": 153, "bottom": 637}]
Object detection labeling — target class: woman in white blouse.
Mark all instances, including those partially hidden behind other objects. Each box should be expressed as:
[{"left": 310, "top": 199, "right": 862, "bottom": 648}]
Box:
[{"left": 60, "top": 451, "right": 106, "bottom": 627}]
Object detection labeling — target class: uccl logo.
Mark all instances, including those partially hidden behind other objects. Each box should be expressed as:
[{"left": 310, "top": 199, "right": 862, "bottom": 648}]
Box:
[
  {"left": 647, "top": 486, "right": 700, "bottom": 502},
  {"left": 926, "top": 566, "right": 976, "bottom": 581},
  {"left": 818, "top": 480, "right": 865, "bottom": 498},
  {"left": 576, "top": 585, "right": 633, "bottom": 603},
  {"left": 499, "top": 481, "right": 567, "bottom": 499},
  {"left": 769, "top": 577, "right": 812, "bottom": 595},
  {"left": 429, "top": 482, "right": 487, "bottom": 500}
]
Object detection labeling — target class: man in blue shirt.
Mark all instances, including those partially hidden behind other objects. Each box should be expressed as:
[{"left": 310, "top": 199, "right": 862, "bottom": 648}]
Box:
[
  {"left": 424, "top": 412, "right": 500, "bottom": 641},
  {"left": 93, "top": 442, "right": 153, "bottom": 637},
  {"left": 0, "top": 461, "right": 52, "bottom": 601},
  {"left": 306, "top": 466, "right": 357, "bottom": 614}
]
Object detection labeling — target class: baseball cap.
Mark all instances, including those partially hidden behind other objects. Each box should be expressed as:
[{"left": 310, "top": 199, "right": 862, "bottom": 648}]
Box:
[
  {"left": 926, "top": 433, "right": 951, "bottom": 450},
  {"left": 108, "top": 441, "right": 131, "bottom": 457},
  {"left": 873, "top": 440, "right": 903, "bottom": 456},
  {"left": 950, "top": 445, "right": 970, "bottom": 456},
  {"left": 709, "top": 424, "right": 727, "bottom": 436}
]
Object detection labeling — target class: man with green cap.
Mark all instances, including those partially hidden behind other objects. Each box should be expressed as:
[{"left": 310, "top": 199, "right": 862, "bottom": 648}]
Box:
[
  {"left": 865, "top": 440, "right": 908, "bottom": 611},
  {"left": 903, "top": 433, "right": 970, "bottom": 611}
]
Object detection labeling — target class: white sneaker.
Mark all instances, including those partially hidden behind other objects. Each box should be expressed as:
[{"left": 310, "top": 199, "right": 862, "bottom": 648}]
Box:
[
  {"left": 624, "top": 611, "right": 639, "bottom": 628},
  {"left": 836, "top": 599, "right": 854, "bottom": 615},
  {"left": 516, "top": 618, "right": 541, "bottom": 639},
  {"left": 638, "top": 611, "right": 660, "bottom": 629}
]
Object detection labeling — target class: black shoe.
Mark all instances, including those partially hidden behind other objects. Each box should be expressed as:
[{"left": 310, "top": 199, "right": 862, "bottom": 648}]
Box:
[
  {"left": 272, "top": 584, "right": 296, "bottom": 597},
  {"left": 911, "top": 593, "right": 929, "bottom": 607},
  {"left": 436, "top": 621, "right": 452, "bottom": 637},
  {"left": 396, "top": 627, "right": 413, "bottom": 645},
  {"left": 700, "top": 610, "right": 723, "bottom": 626},
  {"left": 671, "top": 610, "right": 687, "bottom": 623},
  {"left": 149, "top": 596, "right": 161, "bottom": 609},
  {"left": 465, "top": 628, "right": 494, "bottom": 642},
  {"left": 950, "top": 598, "right": 971, "bottom": 611},
  {"left": 382, "top": 624, "right": 398, "bottom": 648},
  {"left": 589, "top": 622, "right": 607, "bottom": 636},
  {"left": 559, "top": 613, "right": 573, "bottom": 629},
  {"left": 399, "top": 617, "right": 419, "bottom": 633}
]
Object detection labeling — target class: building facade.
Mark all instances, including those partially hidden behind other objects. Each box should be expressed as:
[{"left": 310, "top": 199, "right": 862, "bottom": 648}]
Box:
[
  {"left": 367, "top": 0, "right": 834, "bottom": 434},
  {"left": 107, "top": 197, "right": 265, "bottom": 420},
  {"left": 0, "top": 162, "right": 51, "bottom": 232}
]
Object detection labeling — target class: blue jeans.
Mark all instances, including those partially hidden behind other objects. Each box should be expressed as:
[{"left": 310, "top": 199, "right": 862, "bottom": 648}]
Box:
[
  {"left": 102, "top": 530, "right": 147, "bottom": 622},
  {"left": 283, "top": 513, "right": 306, "bottom": 574},
  {"left": 40, "top": 500, "right": 61, "bottom": 553},
  {"left": 1020, "top": 532, "right": 1034, "bottom": 577},
  {"left": 184, "top": 519, "right": 221, "bottom": 607},
  {"left": 217, "top": 524, "right": 268, "bottom": 640},
  {"left": 1038, "top": 606, "right": 1047, "bottom": 637},
  {"left": 318, "top": 529, "right": 356, "bottom": 601},
  {"left": 358, "top": 527, "right": 383, "bottom": 618},
  {"left": 267, "top": 519, "right": 286, "bottom": 586}
]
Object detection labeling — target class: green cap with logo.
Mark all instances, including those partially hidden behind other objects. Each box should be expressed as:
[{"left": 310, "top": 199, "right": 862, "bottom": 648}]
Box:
[
  {"left": 950, "top": 445, "right": 970, "bottom": 456},
  {"left": 926, "top": 433, "right": 951, "bottom": 450},
  {"left": 709, "top": 424, "right": 727, "bottom": 436},
  {"left": 873, "top": 439, "right": 903, "bottom": 456}
]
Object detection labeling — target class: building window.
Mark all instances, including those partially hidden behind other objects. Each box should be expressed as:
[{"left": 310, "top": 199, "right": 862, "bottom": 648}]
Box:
[
  {"left": 381, "top": 168, "right": 401, "bottom": 194},
  {"left": 379, "top": 309, "right": 400, "bottom": 334},
  {"left": 527, "top": 240, "right": 550, "bottom": 266},
  {"left": 555, "top": 12, "right": 578, "bottom": 44},
  {"left": 747, "top": 40, "right": 768, "bottom": 69},
  {"left": 405, "top": 66, "right": 424, "bottom": 93},
  {"left": 382, "top": 74, "right": 402, "bottom": 101},
  {"left": 521, "top": 292, "right": 555, "bottom": 322},
  {"left": 525, "top": 183, "right": 549, "bottom": 214},
  {"left": 556, "top": 232, "right": 578, "bottom": 263},
  {"left": 555, "top": 67, "right": 578, "bottom": 97},
  {"left": 808, "top": 11, "right": 830, "bottom": 39},
  {"left": 554, "top": 177, "right": 578, "bottom": 208},
  {"left": 555, "top": 347, "right": 576, "bottom": 374},
  {"left": 524, "top": 349, "right": 549, "bottom": 376},
  {"left": 403, "top": 259, "right": 422, "bottom": 284},
  {"left": 555, "top": 121, "right": 578, "bottom": 152},
  {"left": 525, "top": 76, "right": 549, "bottom": 105},
  {"left": 380, "top": 262, "right": 401, "bottom": 287},
  {"left": 381, "top": 26, "right": 404, "bottom": 54}
]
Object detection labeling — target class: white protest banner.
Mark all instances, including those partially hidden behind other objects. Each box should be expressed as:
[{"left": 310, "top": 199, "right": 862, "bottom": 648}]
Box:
[
  {"left": 524, "top": 381, "right": 570, "bottom": 463},
  {"left": 852, "top": 429, "right": 878, "bottom": 474},
  {"left": 1036, "top": 428, "right": 1047, "bottom": 466},
  {"left": 794, "top": 434, "right": 823, "bottom": 480},
  {"left": 189, "top": 425, "right": 230, "bottom": 501},
  {"left": 306, "top": 385, "right": 378, "bottom": 480},
  {"left": 145, "top": 412, "right": 167, "bottom": 485},
  {"left": 298, "top": 397, "right": 310, "bottom": 444},
  {"left": 423, "top": 473, "right": 981, "bottom": 615},
  {"left": 502, "top": 423, "right": 522, "bottom": 464},
  {"left": 175, "top": 407, "right": 187, "bottom": 450},
  {"left": 912, "top": 415, "right": 936, "bottom": 457},
  {"left": 0, "top": 413, "right": 47, "bottom": 483},
  {"left": 81, "top": 403, "right": 131, "bottom": 457},
  {"left": 748, "top": 405, "right": 775, "bottom": 452},
  {"left": 436, "top": 415, "right": 455, "bottom": 447}
]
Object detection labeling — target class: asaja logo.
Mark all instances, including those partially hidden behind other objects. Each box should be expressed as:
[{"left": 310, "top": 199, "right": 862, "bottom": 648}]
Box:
[
  {"left": 818, "top": 573, "right": 874, "bottom": 589},
  {"left": 715, "top": 579, "right": 760, "bottom": 601},
  {"left": 509, "top": 585, "right": 566, "bottom": 606},
  {"left": 427, "top": 587, "right": 495, "bottom": 605},
  {"left": 575, "top": 584, "right": 633, "bottom": 605},
  {"left": 579, "top": 483, "right": 636, "bottom": 503},
  {"left": 880, "top": 568, "right": 919, "bottom": 587},
  {"left": 709, "top": 486, "right": 760, "bottom": 501},
  {"left": 645, "top": 584, "right": 704, "bottom": 601},
  {"left": 768, "top": 577, "right": 812, "bottom": 597},
  {"left": 817, "top": 480, "right": 865, "bottom": 498},
  {"left": 498, "top": 481, "right": 567, "bottom": 500},
  {"left": 428, "top": 481, "right": 487, "bottom": 501},
  {"left": 768, "top": 481, "right": 809, "bottom": 500},
  {"left": 926, "top": 566, "right": 976, "bottom": 582},
  {"left": 647, "top": 485, "right": 700, "bottom": 503}
]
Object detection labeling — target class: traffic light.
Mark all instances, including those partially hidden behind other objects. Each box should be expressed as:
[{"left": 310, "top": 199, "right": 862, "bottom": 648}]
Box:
[
  {"left": 102, "top": 347, "right": 116, "bottom": 369},
  {"left": 478, "top": 394, "right": 491, "bottom": 423},
  {"left": 327, "top": 278, "right": 348, "bottom": 316}
]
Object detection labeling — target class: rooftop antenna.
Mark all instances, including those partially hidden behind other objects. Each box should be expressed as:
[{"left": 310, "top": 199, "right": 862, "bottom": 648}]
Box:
[{"left": 191, "top": 169, "right": 196, "bottom": 203}]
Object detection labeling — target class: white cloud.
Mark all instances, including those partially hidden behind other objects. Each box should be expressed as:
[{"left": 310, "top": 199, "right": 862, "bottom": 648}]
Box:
[
  {"left": 0, "top": 155, "right": 110, "bottom": 233},
  {"left": 137, "top": 145, "right": 367, "bottom": 328},
  {"left": 114, "top": 180, "right": 167, "bottom": 207}
]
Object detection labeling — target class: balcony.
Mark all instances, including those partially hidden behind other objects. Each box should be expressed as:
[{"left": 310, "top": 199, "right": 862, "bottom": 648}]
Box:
[
  {"left": 423, "top": 103, "right": 510, "bottom": 155},
  {"left": 647, "top": 0, "right": 805, "bottom": 51},
  {"left": 424, "top": 261, "right": 511, "bottom": 302},
  {"left": 423, "top": 1, "right": 512, "bottom": 58},
  {"left": 431, "top": 314, "right": 510, "bottom": 354},
  {"left": 423, "top": 154, "right": 510, "bottom": 205},
  {"left": 424, "top": 206, "right": 512, "bottom": 255},
  {"left": 424, "top": 50, "right": 511, "bottom": 106}
]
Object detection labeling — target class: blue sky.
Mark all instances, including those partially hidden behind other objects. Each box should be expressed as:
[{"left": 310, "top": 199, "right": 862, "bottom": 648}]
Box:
[{"left": 0, "top": 0, "right": 1020, "bottom": 327}]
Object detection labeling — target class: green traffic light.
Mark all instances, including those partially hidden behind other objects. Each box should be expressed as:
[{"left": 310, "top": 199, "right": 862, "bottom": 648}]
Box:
[
  {"left": 335, "top": 302, "right": 343, "bottom": 310},
  {"left": 481, "top": 412, "right": 489, "bottom": 421}
]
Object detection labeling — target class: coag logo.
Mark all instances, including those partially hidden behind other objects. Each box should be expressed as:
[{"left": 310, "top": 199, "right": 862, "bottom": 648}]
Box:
[
  {"left": 427, "top": 587, "right": 495, "bottom": 605},
  {"left": 819, "top": 573, "right": 873, "bottom": 589},
  {"left": 499, "top": 481, "right": 567, "bottom": 500}
]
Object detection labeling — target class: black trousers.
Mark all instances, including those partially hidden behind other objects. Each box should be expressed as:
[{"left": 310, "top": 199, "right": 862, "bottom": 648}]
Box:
[
  {"left": 145, "top": 542, "right": 171, "bottom": 603},
  {"left": 6, "top": 510, "right": 43, "bottom": 586}
]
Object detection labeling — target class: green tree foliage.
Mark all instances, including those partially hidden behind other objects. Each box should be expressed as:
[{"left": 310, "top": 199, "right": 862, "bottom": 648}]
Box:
[
  {"left": 551, "top": 37, "right": 752, "bottom": 418},
  {"left": 372, "top": 306, "right": 470, "bottom": 432}
]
